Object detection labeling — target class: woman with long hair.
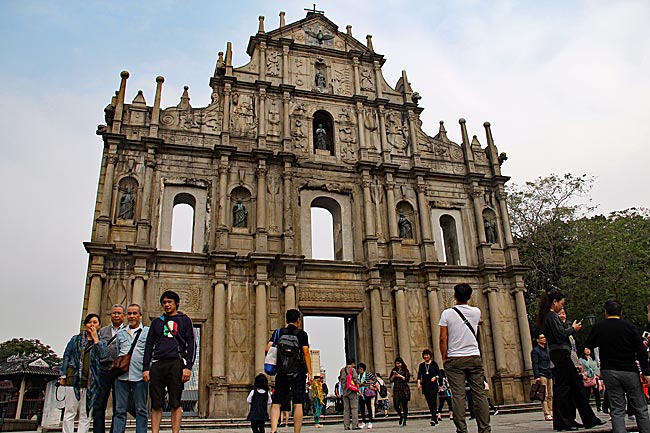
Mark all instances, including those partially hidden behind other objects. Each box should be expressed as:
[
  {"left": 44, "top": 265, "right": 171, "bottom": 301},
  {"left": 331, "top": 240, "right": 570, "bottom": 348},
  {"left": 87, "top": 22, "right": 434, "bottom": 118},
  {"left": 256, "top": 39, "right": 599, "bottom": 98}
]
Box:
[
  {"left": 389, "top": 357, "right": 411, "bottom": 427},
  {"left": 59, "top": 314, "right": 107, "bottom": 433},
  {"left": 537, "top": 290, "right": 603, "bottom": 431}
]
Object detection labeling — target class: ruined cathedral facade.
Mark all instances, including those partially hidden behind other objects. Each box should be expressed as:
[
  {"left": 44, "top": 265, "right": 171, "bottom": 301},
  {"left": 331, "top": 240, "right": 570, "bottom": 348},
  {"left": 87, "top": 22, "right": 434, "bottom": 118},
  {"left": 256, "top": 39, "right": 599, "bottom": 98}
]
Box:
[{"left": 85, "top": 11, "right": 533, "bottom": 417}]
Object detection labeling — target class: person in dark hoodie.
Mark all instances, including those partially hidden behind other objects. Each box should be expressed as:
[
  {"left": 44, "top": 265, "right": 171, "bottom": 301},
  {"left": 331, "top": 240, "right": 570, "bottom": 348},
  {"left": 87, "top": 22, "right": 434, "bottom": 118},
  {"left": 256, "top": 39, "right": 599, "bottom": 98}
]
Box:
[{"left": 143, "top": 291, "right": 196, "bottom": 433}]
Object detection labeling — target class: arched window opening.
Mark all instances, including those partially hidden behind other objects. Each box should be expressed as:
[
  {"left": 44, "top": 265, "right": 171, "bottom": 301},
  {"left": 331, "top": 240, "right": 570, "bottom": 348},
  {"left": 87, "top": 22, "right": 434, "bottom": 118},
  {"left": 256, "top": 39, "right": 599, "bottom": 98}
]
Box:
[
  {"left": 313, "top": 110, "right": 334, "bottom": 155},
  {"left": 311, "top": 196, "right": 343, "bottom": 260},
  {"left": 439, "top": 214, "right": 460, "bottom": 265},
  {"left": 171, "top": 193, "right": 196, "bottom": 252},
  {"left": 311, "top": 207, "right": 334, "bottom": 260}
]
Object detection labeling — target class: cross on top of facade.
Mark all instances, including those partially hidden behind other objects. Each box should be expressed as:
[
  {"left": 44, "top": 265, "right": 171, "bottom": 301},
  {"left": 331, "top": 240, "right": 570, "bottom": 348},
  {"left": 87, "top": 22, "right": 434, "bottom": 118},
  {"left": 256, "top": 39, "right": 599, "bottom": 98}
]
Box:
[{"left": 305, "top": 4, "right": 324, "bottom": 14}]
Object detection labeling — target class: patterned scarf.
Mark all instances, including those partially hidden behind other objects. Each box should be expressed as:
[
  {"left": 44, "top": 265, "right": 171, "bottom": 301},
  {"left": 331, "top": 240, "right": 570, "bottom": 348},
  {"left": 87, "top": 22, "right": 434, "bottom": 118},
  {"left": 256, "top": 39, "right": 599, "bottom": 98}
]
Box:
[{"left": 67, "top": 332, "right": 102, "bottom": 414}]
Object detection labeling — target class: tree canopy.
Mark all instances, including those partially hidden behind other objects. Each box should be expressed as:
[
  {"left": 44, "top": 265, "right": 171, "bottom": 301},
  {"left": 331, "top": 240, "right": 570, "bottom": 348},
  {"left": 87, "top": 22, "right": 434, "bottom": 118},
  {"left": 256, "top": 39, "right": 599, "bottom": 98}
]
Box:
[
  {"left": 507, "top": 174, "right": 650, "bottom": 332},
  {"left": 0, "top": 338, "right": 61, "bottom": 365}
]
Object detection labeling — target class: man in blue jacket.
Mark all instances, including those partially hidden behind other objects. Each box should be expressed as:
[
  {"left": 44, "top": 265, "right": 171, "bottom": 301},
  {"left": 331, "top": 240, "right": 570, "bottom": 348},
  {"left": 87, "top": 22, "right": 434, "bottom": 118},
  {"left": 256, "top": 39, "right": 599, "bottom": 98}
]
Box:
[
  {"left": 531, "top": 333, "right": 553, "bottom": 421},
  {"left": 143, "top": 291, "right": 196, "bottom": 433}
]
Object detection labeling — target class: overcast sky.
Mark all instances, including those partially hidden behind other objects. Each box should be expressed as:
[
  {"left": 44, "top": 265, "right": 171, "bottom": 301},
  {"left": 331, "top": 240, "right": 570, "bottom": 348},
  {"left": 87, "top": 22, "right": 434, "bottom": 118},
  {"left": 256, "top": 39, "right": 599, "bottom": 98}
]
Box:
[{"left": 0, "top": 0, "right": 648, "bottom": 382}]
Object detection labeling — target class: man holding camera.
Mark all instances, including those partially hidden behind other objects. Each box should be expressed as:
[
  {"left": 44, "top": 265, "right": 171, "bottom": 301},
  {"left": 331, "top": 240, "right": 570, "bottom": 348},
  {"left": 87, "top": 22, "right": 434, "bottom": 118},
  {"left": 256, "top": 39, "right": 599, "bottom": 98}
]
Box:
[{"left": 585, "top": 299, "right": 650, "bottom": 433}]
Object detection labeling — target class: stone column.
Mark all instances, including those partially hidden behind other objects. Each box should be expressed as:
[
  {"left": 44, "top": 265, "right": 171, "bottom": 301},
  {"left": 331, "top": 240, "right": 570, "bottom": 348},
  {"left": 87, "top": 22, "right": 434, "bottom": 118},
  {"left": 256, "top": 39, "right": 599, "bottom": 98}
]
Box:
[
  {"left": 131, "top": 276, "right": 146, "bottom": 310},
  {"left": 385, "top": 175, "right": 398, "bottom": 239},
  {"left": 212, "top": 280, "right": 227, "bottom": 377},
  {"left": 427, "top": 286, "right": 443, "bottom": 364},
  {"left": 222, "top": 84, "right": 231, "bottom": 145},
  {"left": 148, "top": 75, "right": 164, "bottom": 138},
  {"left": 355, "top": 102, "right": 366, "bottom": 150},
  {"left": 282, "top": 45, "right": 290, "bottom": 84},
  {"left": 87, "top": 274, "right": 104, "bottom": 315},
  {"left": 100, "top": 154, "right": 118, "bottom": 219},
  {"left": 136, "top": 154, "right": 155, "bottom": 245},
  {"left": 258, "top": 42, "right": 266, "bottom": 81},
  {"left": 256, "top": 161, "right": 267, "bottom": 230},
  {"left": 378, "top": 105, "right": 390, "bottom": 161},
  {"left": 361, "top": 174, "right": 374, "bottom": 237},
  {"left": 111, "top": 71, "right": 129, "bottom": 134},
  {"left": 373, "top": 61, "right": 383, "bottom": 99},
  {"left": 15, "top": 376, "right": 26, "bottom": 419},
  {"left": 255, "top": 281, "right": 268, "bottom": 373},
  {"left": 393, "top": 287, "right": 412, "bottom": 368},
  {"left": 471, "top": 188, "right": 487, "bottom": 244},
  {"left": 497, "top": 190, "right": 514, "bottom": 246},
  {"left": 282, "top": 92, "right": 291, "bottom": 143},
  {"left": 257, "top": 89, "right": 266, "bottom": 141},
  {"left": 218, "top": 156, "right": 229, "bottom": 227},
  {"left": 416, "top": 182, "right": 432, "bottom": 241},
  {"left": 369, "top": 287, "right": 386, "bottom": 375},
  {"left": 486, "top": 287, "right": 507, "bottom": 372},
  {"left": 284, "top": 282, "right": 296, "bottom": 311},
  {"left": 352, "top": 57, "right": 361, "bottom": 95},
  {"left": 514, "top": 288, "right": 533, "bottom": 371},
  {"left": 282, "top": 161, "right": 294, "bottom": 252},
  {"left": 407, "top": 111, "right": 420, "bottom": 159}
]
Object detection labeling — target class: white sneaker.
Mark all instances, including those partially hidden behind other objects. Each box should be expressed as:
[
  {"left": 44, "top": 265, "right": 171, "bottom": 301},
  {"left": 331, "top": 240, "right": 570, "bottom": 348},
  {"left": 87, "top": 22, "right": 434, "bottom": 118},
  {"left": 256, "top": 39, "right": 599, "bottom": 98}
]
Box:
[
  {"left": 359, "top": 423, "right": 366, "bottom": 429},
  {"left": 367, "top": 423, "right": 373, "bottom": 429}
]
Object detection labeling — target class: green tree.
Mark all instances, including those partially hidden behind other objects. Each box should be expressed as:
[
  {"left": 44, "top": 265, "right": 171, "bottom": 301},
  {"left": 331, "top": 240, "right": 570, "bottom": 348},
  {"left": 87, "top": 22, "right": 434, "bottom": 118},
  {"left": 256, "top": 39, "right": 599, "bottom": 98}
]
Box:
[
  {"left": 0, "top": 338, "right": 61, "bottom": 365},
  {"left": 561, "top": 208, "right": 650, "bottom": 329},
  {"left": 506, "top": 173, "right": 595, "bottom": 321}
]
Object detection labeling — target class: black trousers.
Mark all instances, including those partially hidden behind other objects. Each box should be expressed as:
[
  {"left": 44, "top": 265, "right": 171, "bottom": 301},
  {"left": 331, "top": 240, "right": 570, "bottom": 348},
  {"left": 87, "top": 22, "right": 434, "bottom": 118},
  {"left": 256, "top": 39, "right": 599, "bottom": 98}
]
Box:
[
  {"left": 394, "top": 398, "right": 409, "bottom": 421},
  {"left": 423, "top": 391, "right": 438, "bottom": 420},
  {"left": 550, "top": 350, "right": 600, "bottom": 430},
  {"left": 250, "top": 420, "right": 265, "bottom": 433},
  {"left": 93, "top": 367, "right": 115, "bottom": 433},
  {"left": 359, "top": 395, "right": 373, "bottom": 422}
]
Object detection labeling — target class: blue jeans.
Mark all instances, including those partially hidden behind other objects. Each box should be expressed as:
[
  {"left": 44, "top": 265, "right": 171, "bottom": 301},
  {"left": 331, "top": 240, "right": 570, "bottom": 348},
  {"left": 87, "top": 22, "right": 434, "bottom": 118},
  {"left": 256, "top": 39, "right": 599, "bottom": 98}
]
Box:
[
  {"left": 113, "top": 380, "right": 148, "bottom": 433},
  {"left": 601, "top": 370, "right": 650, "bottom": 433}
]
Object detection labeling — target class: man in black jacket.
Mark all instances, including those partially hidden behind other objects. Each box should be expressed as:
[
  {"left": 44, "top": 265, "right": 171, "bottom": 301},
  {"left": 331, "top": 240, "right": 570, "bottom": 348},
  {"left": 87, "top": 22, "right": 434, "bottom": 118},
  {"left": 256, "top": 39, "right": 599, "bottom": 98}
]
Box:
[
  {"left": 143, "top": 291, "right": 196, "bottom": 433},
  {"left": 585, "top": 299, "right": 650, "bottom": 433}
]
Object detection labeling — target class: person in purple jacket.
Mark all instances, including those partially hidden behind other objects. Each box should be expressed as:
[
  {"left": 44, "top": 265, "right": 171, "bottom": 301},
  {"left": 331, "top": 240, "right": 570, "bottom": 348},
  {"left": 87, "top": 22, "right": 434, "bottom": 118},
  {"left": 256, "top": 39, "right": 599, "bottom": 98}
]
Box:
[{"left": 143, "top": 291, "right": 196, "bottom": 433}]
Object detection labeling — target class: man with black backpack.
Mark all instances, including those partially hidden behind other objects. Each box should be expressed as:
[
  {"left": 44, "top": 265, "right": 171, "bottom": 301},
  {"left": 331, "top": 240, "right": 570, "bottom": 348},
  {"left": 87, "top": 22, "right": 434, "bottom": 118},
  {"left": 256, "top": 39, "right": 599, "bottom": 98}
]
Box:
[
  {"left": 143, "top": 291, "right": 196, "bottom": 433},
  {"left": 266, "top": 309, "right": 312, "bottom": 433}
]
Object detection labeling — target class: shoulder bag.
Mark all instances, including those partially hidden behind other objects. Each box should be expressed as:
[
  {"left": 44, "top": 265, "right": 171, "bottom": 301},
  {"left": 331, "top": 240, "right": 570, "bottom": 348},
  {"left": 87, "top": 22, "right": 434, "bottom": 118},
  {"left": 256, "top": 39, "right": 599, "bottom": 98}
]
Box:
[{"left": 109, "top": 329, "right": 142, "bottom": 380}]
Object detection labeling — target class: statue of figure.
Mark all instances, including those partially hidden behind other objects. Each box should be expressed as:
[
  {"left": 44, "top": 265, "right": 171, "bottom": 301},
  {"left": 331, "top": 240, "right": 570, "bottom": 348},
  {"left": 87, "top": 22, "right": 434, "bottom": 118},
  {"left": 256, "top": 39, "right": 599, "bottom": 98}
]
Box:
[
  {"left": 315, "top": 124, "right": 327, "bottom": 150},
  {"left": 233, "top": 198, "right": 248, "bottom": 228},
  {"left": 118, "top": 187, "right": 135, "bottom": 219},
  {"left": 484, "top": 217, "right": 497, "bottom": 244},
  {"left": 315, "top": 70, "right": 326, "bottom": 90},
  {"left": 398, "top": 212, "right": 413, "bottom": 239}
]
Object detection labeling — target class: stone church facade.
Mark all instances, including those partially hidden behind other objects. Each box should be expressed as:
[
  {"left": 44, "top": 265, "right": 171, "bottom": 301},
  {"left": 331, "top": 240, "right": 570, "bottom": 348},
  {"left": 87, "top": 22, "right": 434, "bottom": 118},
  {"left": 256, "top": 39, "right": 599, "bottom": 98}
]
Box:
[{"left": 84, "top": 10, "right": 533, "bottom": 417}]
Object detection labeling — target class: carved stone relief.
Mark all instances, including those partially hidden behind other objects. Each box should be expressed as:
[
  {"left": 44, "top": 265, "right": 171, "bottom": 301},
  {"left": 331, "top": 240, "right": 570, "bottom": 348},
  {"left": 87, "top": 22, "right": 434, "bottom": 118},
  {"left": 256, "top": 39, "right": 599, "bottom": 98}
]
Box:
[
  {"left": 293, "top": 57, "right": 309, "bottom": 88},
  {"left": 339, "top": 126, "right": 356, "bottom": 163},
  {"left": 230, "top": 92, "right": 257, "bottom": 138},
  {"left": 203, "top": 89, "right": 222, "bottom": 134},
  {"left": 386, "top": 111, "right": 408, "bottom": 153},
  {"left": 266, "top": 51, "right": 280, "bottom": 77},
  {"left": 331, "top": 65, "right": 352, "bottom": 96},
  {"left": 360, "top": 67, "right": 374, "bottom": 91},
  {"left": 158, "top": 286, "right": 201, "bottom": 313},
  {"left": 267, "top": 100, "right": 281, "bottom": 137},
  {"left": 364, "top": 109, "right": 381, "bottom": 152},
  {"left": 371, "top": 182, "right": 385, "bottom": 241},
  {"left": 290, "top": 103, "right": 308, "bottom": 153}
]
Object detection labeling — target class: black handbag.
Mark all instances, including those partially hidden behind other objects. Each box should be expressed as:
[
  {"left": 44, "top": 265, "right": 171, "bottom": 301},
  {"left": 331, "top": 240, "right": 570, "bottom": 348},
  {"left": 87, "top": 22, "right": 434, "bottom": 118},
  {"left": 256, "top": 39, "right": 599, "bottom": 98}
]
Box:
[{"left": 529, "top": 382, "right": 546, "bottom": 401}]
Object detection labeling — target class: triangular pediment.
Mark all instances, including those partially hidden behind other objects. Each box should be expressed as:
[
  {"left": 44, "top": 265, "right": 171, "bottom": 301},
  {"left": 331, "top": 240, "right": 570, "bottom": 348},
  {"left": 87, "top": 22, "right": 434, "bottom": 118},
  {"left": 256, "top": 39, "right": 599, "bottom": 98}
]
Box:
[{"left": 248, "top": 12, "right": 373, "bottom": 56}]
